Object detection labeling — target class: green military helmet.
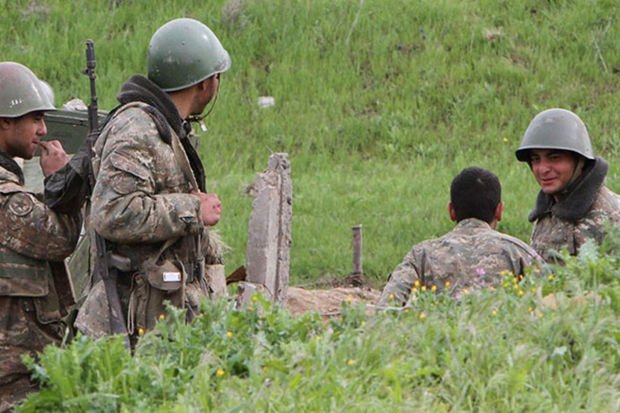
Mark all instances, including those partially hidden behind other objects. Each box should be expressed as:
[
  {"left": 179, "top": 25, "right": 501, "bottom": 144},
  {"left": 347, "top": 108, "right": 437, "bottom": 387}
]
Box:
[
  {"left": 0, "top": 61, "right": 55, "bottom": 118},
  {"left": 39, "top": 79, "right": 56, "bottom": 108},
  {"left": 516, "top": 108, "right": 594, "bottom": 162},
  {"left": 148, "top": 18, "right": 231, "bottom": 92}
]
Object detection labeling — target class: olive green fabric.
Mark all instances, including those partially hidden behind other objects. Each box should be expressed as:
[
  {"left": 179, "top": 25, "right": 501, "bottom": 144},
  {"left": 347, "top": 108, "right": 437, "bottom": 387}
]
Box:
[
  {"left": 516, "top": 108, "right": 594, "bottom": 161},
  {"left": 147, "top": 18, "right": 231, "bottom": 92},
  {"left": 0, "top": 62, "right": 55, "bottom": 117}
]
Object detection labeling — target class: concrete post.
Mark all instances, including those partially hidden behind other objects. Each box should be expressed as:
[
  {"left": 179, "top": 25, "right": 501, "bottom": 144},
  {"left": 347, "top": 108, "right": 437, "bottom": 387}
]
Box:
[{"left": 245, "top": 153, "right": 292, "bottom": 304}]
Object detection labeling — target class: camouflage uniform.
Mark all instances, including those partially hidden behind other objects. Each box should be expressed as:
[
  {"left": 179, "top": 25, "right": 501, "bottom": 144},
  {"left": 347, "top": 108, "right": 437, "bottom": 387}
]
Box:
[
  {"left": 77, "top": 95, "right": 222, "bottom": 340},
  {"left": 378, "top": 218, "right": 541, "bottom": 307},
  {"left": 528, "top": 159, "right": 620, "bottom": 261},
  {"left": 0, "top": 156, "right": 80, "bottom": 411}
]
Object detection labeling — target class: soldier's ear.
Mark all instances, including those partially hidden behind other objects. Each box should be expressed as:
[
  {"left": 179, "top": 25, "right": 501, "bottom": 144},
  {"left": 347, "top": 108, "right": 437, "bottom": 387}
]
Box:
[
  {"left": 494, "top": 202, "right": 504, "bottom": 222},
  {"left": 197, "top": 76, "right": 217, "bottom": 91},
  {"left": 448, "top": 202, "right": 457, "bottom": 222},
  {"left": 0, "top": 118, "right": 12, "bottom": 130},
  {"left": 195, "top": 79, "right": 207, "bottom": 91}
]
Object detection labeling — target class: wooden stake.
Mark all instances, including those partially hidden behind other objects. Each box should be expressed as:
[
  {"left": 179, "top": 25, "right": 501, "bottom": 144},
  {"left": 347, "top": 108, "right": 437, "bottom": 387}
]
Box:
[{"left": 352, "top": 225, "right": 363, "bottom": 275}]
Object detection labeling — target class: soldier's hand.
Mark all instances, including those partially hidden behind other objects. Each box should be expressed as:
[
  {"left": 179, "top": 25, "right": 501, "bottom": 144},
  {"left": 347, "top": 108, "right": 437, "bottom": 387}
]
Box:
[
  {"left": 193, "top": 192, "right": 222, "bottom": 226},
  {"left": 39, "top": 140, "right": 70, "bottom": 177}
]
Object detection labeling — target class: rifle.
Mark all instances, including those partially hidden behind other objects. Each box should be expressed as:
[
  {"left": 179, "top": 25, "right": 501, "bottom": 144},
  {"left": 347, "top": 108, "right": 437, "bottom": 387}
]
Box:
[
  {"left": 42, "top": 40, "right": 101, "bottom": 212},
  {"left": 84, "top": 40, "right": 99, "bottom": 134},
  {"left": 83, "top": 40, "right": 131, "bottom": 349}
]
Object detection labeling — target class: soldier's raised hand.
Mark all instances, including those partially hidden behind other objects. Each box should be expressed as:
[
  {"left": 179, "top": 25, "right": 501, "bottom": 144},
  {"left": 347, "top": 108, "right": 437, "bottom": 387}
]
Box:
[{"left": 39, "top": 140, "right": 69, "bottom": 177}]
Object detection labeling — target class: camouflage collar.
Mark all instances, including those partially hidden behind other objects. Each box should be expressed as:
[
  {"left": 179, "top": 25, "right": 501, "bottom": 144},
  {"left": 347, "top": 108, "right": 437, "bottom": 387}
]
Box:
[
  {"left": 116, "top": 75, "right": 206, "bottom": 192},
  {"left": 0, "top": 152, "right": 24, "bottom": 185},
  {"left": 529, "top": 157, "right": 608, "bottom": 222},
  {"left": 117, "top": 75, "right": 185, "bottom": 139},
  {"left": 455, "top": 218, "right": 492, "bottom": 230}
]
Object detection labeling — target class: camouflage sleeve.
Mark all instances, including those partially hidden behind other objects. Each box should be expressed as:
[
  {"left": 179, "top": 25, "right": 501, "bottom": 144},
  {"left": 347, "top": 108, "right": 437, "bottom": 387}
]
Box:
[
  {"left": 504, "top": 235, "right": 545, "bottom": 277},
  {"left": 0, "top": 191, "right": 81, "bottom": 261},
  {"left": 377, "top": 247, "right": 421, "bottom": 307},
  {"left": 574, "top": 190, "right": 620, "bottom": 249},
  {"left": 518, "top": 249, "right": 543, "bottom": 278},
  {"left": 91, "top": 113, "right": 203, "bottom": 244}
]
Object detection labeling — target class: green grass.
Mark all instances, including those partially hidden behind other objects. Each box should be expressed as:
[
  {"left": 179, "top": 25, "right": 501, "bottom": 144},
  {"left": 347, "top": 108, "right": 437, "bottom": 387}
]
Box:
[
  {"left": 3, "top": 1, "right": 620, "bottom": 409},
  {"left": 17, "top": 233, "right": 620, "bottom": 411},
  {"left": 1, "top": 0, "right": 618, "bottom": 282}
]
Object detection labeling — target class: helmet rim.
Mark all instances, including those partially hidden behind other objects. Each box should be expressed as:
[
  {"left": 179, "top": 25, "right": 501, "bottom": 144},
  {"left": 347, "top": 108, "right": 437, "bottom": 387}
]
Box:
[{"left": 515, "top": 108, "right": 594, "bottom": 162}]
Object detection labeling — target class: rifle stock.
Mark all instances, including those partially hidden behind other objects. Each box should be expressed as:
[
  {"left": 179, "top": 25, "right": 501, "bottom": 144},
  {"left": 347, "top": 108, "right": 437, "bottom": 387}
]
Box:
[{"left": 94, "top": 232, "right": 130, "bottom": 345}]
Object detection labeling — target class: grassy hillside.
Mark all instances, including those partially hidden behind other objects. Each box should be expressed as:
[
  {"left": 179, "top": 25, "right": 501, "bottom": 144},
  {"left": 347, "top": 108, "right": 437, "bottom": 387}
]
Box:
[
  {"left": 1, "top": 0, "right": 618, "bottom": 282},
  {"left": 3, "top": 2, "right": 620, "bottom": 410}
]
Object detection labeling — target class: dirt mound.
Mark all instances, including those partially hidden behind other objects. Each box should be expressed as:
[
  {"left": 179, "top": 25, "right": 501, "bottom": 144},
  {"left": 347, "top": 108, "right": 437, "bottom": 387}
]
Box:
[{"left": 285, "top": 286, "right": 380, "bottom": 317}]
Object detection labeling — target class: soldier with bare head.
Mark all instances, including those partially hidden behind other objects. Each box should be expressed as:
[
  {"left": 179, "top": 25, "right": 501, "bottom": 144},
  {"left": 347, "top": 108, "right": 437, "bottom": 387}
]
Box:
[
  {"left": 516, "top": 108, "right": 620, "bottom": 262},
  {"left": 378, "top": 167, "right": 542, "bottom": 307},
  {"left": 76, "top": 18, "right": 231, "bottom": 345},
  {"left": 0, "top": 62, "right": 81, "bottom": 411}
]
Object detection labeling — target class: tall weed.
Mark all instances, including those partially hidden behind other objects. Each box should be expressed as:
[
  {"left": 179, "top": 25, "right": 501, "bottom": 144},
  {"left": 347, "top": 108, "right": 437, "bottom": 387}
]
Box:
[{"left": 18, "top": 231, "right": 620, "bottom": 411}]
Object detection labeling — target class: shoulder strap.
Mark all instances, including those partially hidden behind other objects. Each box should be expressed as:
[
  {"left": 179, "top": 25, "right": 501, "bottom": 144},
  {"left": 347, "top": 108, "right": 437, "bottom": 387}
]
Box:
[{"left": 169, "top": 131, "right": 199, "bottom": 191}]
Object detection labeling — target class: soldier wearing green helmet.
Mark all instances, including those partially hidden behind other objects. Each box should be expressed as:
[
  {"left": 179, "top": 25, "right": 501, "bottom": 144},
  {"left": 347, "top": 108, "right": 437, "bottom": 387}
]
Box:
[
  {"left": 516, "top": 108, "right": 620, "bottom": 262},
  {"left": 0, "top": 62, "right": 81, "bottom": 410},
  {"left": 148, "top": 17, "right": 231, "bottom": 92},
  {"left": 76, "top": 18, "right": 231, "bottom": 345}
]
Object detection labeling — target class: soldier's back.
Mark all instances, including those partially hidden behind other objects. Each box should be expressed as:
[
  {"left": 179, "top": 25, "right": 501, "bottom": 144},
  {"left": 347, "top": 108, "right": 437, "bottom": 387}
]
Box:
[{"left": 412, "top": 218, "right": 540, "bottom": 294}]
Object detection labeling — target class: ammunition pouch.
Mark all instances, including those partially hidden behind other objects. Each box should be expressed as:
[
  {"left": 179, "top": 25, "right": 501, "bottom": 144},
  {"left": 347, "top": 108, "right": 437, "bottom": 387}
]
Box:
[
  {"left": 0, "top": 246, "right": 50, "bottom": 297},
  {"left": 32, "top": 292, "right": 63, "bottom": 325},
  {"left": 0, "top": 246, "right": 73, "bottom": 325},
  {"left": 78, "top": 233, "right": 220, "bottom": 337},
  {"left": 127, "top": 255, "right": 186, "bottom": 333}
]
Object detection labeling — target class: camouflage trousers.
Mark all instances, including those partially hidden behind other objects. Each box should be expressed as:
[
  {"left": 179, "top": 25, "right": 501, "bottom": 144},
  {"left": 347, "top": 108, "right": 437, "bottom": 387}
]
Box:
[{"left": 0, "top": 296, "right": 65, "bottom": 412}]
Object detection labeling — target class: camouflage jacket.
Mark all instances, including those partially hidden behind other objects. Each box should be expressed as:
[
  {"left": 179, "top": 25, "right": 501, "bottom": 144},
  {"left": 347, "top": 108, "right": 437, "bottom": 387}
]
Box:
[
  {"left": 77, "top": 73, "right": 230, "bottom": 338},
  {"left": 79, "top": 99, "right": 218, "bottom": 337},
  {"left": 89, "top": 102, "right": 205, "bottom": 266},
  {"left": 0, "top": 155, "right": 81, "bottom": 410},
  {"left": 528, "top": 158, "right": 620, "bottom": 261},
  {"left": 378, "top": 218, "right": 542, "bottom": 306},
  {"left": 0, "top": 157, "right": 80, "bottom": 313}
]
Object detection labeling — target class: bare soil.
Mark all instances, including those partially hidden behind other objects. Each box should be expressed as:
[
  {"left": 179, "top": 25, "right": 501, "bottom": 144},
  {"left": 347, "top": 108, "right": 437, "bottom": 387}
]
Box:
[{"left": 286, "top": 286, "right": 380, "bottom": 317}]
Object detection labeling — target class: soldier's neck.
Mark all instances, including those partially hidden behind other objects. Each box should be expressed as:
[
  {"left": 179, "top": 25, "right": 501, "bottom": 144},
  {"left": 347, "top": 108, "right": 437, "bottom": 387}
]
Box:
[{"left": 167, "top": 89, "right": 194, "bottom": 120}]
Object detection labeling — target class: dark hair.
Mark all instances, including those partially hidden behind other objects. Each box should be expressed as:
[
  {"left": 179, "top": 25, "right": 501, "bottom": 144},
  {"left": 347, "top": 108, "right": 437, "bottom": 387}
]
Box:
[{"left": 450, "top": 167, "right": 501, "bottom": 223}]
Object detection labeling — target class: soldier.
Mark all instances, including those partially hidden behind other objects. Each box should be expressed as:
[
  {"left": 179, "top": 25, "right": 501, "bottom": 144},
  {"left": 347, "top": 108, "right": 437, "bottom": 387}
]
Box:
[
  {"left": 0, "top": 62, "right": 81, "bottom": 411},
  {"left": 516, "top": 108, "right": 620, "bottom": 262},
  {"left": 378, "top": 167, "right": 541, "bottom": 307},
  {"left": 76, "top": 18, "right": 230, "bottom": 344}
]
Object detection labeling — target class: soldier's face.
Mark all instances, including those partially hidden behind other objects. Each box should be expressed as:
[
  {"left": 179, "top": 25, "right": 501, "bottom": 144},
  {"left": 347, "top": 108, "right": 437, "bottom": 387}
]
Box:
[
  {"left": 0, "top": 112, "right": 47, "bottom": 159},
  {"left": 529, "top": 149, "right": 577, "bottom": 195}
]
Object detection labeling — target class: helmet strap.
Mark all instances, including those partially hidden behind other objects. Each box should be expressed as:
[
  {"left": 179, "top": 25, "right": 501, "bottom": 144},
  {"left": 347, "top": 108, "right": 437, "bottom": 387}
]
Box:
[
  {"left": 558, "top": 155, "right": 586, "bottom": 198},
  {"left": 187, "top": 76, "right": 221, "bottom": 131},
  {"left": 567, "top": 156, "right": 585, "bottom": 187}
]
